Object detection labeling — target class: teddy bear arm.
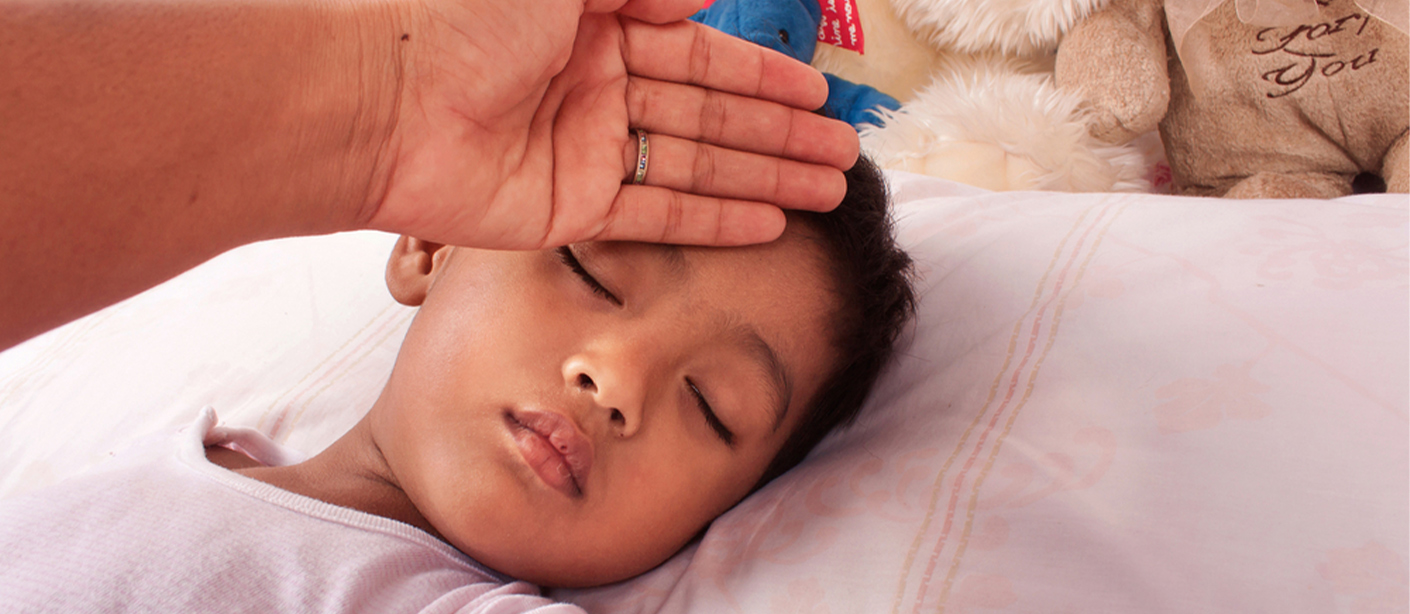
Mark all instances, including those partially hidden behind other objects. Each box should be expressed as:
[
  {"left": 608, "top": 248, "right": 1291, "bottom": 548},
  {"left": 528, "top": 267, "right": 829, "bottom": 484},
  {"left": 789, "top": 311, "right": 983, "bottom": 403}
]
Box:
[
  {"left": 1222, "top": 172, "right": 1352, "bottom": 199},
  {"left": 1055, "top": 0, "right": 1170, "bottom": 144},
  {"left": 1383, "top": 130, "right": 1408, "bottom": 193},
  {"left": 822, "top": 74, "right": 901, "bottom": 130}
]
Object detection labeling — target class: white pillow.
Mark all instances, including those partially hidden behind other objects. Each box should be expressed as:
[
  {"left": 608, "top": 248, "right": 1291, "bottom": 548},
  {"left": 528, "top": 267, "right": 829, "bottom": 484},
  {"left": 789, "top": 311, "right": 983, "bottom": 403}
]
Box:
[
  {"left": 1, "top": 172, "right": 1405, "bottom": 613},
  {"left": 0, "top": 231, "right": 411, "bottom": 496}
]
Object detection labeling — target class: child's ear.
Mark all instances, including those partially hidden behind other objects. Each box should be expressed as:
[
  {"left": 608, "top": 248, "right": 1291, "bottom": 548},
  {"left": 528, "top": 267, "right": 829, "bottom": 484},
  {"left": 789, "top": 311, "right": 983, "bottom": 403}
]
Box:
[{"left": 385, "top": 236, "right": 450, "bottom": 306}]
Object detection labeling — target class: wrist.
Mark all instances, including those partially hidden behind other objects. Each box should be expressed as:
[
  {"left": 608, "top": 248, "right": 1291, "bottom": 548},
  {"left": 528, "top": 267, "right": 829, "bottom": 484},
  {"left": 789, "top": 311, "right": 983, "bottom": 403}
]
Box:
[{"left": 283, "top": 0, "right": 421, "bottom": 236}]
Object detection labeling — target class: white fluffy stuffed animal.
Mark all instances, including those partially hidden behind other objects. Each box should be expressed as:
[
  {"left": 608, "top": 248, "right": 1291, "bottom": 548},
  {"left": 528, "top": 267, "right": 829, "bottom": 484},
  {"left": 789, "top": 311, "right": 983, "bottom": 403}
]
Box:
[{"left": 813, "top": 0, "right": 1155, "bottom": 192}]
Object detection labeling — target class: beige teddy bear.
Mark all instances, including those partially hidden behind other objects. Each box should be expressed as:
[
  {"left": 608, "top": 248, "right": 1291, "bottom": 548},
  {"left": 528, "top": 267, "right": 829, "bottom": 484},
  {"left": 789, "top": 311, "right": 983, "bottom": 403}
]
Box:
[{"left": 1055, "top": 0, "right": 1408, "bottom": 197}]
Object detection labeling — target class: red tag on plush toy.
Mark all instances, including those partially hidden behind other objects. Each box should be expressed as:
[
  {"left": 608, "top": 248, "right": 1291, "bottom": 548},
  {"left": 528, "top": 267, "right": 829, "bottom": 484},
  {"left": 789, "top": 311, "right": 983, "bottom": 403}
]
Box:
[{"left": 817, "top": 0, "right": 865, "bottom": 54}]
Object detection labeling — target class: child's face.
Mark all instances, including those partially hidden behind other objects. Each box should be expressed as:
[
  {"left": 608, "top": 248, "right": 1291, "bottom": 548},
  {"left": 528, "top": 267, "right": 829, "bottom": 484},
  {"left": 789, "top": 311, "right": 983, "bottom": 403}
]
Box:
[{"left": 372, "top": 231, "right": 838, "bottom": 587}]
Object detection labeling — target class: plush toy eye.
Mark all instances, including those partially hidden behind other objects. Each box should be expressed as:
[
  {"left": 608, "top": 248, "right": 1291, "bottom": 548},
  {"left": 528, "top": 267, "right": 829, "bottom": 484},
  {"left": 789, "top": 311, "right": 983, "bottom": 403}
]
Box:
[{"left": 778, "top": 29, "right": 790, "bottom": 44}]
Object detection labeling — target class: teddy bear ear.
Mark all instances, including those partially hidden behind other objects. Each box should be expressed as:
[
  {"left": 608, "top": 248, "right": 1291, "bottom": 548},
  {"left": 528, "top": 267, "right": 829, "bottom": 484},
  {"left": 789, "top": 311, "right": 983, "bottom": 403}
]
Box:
[
  {"left": 802, "top": 0, "right": 822, "bottom": 23},
  {"left": 889, "top": 0, "right": 1106, "bottom": 56}
]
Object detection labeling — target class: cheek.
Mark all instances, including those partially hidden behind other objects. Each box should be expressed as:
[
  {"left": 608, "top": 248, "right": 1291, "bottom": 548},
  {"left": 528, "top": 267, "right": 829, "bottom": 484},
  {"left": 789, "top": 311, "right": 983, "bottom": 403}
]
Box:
[
  {"left": 401, "top": 263, "right": 568, "bottom": 386},
  {"left": 606, "top": 437, "right": 764, "bottom": 533},
  {"left": 575, "top": 460, "right": 729, "bottom": 577}
]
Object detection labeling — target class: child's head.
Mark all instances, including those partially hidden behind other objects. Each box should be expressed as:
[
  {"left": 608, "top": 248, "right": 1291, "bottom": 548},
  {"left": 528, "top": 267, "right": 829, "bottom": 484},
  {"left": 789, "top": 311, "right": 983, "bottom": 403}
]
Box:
[{"left": 371, "top": 156, "right": 913, "bottom": 588}]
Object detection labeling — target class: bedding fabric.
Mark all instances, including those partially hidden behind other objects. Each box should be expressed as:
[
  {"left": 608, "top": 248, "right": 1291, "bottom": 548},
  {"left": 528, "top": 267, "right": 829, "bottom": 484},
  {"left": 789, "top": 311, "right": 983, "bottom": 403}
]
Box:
[
  {"left": 0, "top": 408, "right": 580, "bottom": 613},
  {"left": 0, "top": 171, "right": 1405, "bottom": 613}
]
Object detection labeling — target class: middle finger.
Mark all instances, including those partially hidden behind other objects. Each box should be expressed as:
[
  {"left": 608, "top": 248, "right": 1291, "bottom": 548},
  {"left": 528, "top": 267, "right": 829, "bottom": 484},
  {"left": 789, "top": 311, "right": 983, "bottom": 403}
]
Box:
[{"left": 625, "top": 76, "right": 860, "bottom": 171}]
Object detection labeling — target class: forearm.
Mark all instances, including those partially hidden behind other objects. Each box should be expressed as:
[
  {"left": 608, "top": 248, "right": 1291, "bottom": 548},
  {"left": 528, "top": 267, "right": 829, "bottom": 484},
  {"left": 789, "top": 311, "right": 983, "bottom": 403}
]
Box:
[{"left": 0, "top": 0, "right": 405, "bottom": 350}]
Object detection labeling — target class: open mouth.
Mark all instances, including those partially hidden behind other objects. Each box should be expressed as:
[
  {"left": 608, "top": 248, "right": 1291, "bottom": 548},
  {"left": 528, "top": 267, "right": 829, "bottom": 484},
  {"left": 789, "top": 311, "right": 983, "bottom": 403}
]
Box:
[{"left": 505, "top": 409, "right": 593, "bottom": 499}]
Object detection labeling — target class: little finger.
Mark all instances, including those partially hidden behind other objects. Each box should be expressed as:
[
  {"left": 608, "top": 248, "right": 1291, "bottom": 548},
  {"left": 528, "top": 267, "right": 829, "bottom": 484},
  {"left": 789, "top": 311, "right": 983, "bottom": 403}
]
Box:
[{"left": 596, "top": 187, "right": 787, "bottom": 246}]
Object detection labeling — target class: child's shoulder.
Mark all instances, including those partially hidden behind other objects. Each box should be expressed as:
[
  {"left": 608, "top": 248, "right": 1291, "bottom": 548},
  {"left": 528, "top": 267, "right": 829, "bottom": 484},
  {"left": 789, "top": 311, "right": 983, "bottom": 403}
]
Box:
[{"left": 0, "top": 408, "right": 584, "bottom": 613}]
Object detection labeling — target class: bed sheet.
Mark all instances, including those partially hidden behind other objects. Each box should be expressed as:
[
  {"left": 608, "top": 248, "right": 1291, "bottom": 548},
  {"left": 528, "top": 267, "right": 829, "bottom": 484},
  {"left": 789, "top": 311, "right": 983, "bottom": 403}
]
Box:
[{"left": 0, "top": 172, "right": 1405, "bottom": 613}]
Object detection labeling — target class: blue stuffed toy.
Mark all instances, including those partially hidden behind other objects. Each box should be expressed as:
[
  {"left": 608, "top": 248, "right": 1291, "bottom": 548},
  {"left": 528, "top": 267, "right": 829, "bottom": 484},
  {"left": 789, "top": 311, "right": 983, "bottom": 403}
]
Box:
[{"left": 690, "top": 0, "right": 900, "bottom": 130}]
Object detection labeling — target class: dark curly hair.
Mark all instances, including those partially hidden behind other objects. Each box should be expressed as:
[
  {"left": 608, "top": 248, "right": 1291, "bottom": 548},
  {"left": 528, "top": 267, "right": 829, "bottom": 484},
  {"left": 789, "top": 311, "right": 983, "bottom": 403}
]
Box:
[{"left": 754, "top": 154, "right": 916, "bottom": 489}]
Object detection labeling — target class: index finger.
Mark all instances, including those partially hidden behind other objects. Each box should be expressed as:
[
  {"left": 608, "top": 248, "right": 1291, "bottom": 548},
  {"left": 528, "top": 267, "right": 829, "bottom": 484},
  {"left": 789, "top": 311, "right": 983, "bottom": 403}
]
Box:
[{"left": 621, "top": 18, "right": 829, "bottom": 112}]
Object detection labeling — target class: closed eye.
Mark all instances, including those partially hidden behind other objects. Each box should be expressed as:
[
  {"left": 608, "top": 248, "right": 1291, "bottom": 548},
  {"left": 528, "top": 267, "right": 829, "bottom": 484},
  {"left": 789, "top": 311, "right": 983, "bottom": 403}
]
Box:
[
  {"left": 687, "top": 378, "right": 735, "bottom": 447},
  {"left": 556, "top": 246, "right": 621, "bottom": 306}
]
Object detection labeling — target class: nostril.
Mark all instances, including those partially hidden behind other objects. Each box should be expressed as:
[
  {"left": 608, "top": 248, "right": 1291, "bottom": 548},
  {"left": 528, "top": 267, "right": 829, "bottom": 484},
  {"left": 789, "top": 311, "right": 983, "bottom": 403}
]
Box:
[
  {"left": 577, "top": 373, "right": 595, "bottom": 391},
  {"left": 610, "top": 409, "right": 624, "bottom": 425}
]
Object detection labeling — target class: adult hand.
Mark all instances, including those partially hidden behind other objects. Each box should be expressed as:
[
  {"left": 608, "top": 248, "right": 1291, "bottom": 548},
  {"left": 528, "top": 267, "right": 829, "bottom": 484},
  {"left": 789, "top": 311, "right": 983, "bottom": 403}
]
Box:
[
  {"left": 0, "top": 0, "right": 858, "bottom": 351},
  {"left": 365, "top": 0, "right": 860, "bottom": 249}
]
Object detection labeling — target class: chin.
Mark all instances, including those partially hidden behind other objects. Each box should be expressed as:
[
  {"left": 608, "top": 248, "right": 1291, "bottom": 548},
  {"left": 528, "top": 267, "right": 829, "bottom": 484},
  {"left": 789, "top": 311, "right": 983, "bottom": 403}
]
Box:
[{"left": 484, "top": 541, "right": 681, "bottom": 589}]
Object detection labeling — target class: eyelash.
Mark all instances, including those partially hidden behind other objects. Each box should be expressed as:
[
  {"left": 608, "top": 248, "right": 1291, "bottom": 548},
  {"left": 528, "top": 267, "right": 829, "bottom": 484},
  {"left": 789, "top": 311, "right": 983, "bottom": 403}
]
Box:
[
  {"left": 688, "top": 378, "right": 735, "bottom": 447},
  {"left": 556, "top": 246, "right": 621, "bottom": 305}
]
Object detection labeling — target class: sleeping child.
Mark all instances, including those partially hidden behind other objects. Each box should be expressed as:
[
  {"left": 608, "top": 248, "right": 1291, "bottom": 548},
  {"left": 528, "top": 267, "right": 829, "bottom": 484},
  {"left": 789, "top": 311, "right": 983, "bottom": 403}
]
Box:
[{"left": 0, "top": 157, "right": 915, "bottom": 612}]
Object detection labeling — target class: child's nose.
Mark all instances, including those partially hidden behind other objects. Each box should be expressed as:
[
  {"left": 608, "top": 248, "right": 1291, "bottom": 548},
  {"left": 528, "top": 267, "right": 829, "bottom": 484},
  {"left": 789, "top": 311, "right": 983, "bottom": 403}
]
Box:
[{"left": 562, "top": 356, "right": 645, "bottom": 439}]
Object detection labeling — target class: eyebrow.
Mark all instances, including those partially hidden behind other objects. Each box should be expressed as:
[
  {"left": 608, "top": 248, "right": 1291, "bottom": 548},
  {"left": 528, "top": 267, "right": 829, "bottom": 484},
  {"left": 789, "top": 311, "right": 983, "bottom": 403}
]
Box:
[
  {"left": 652, "top": 245, "right": 794, "bottom": 432},
  {"left": 737, "top": 324, "right": 794, "bottom": 433},
  {"left": 656, "top": 244, "right": 690, "bottom": 279}
]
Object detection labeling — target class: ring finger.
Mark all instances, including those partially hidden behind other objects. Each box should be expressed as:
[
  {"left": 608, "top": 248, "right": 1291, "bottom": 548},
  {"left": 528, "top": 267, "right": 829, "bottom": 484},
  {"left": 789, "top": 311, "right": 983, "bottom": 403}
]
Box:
[{"left": 621, "top": 131, "right": 846, "bottom": 211}]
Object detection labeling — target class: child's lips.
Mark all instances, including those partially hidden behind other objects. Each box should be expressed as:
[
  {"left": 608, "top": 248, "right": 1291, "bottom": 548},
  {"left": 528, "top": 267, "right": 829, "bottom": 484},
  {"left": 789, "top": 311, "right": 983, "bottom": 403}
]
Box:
[{"left": 506, "top": 408, "right": 593, "bottom": 498}]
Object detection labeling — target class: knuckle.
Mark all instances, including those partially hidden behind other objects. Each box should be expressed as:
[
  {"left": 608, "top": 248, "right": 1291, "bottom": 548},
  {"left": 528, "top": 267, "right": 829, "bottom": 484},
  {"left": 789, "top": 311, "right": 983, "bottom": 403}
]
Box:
[
  {"left": 690, "top": 145, "right": 717, "bottom": 193},
  {"left": 752, "top": 49, "right": 768, "bottom": 98},
  {"left": 770, "top": 162, "right": 785, "bottom": 203},
  {"left": 712, "top": 204, "right": 726, "bottom": 244},
  {"left": 699, "top": 90, "right": 729, "bottom": 142},
  {"left": 596, "top": 195, "right": 624, "bottom": 241},
  {"left": 688, "top": 28, "right": 713, "bottom": 85},
  {"left": 663, "top": 192, "right": 686, "bottom": 242},
  {"left": 625, "top": 78, "right": 649, "bottom": 121},
  {"left": 778, "top": 110, "right": 798, "bottom": 158}
]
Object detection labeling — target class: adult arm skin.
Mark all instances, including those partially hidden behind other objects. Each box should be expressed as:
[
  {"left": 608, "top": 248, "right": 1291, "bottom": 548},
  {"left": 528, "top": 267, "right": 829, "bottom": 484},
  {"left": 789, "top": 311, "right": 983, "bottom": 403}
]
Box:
[{"left": 0, "top": 0, "right": 860, "bottom": 352}]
